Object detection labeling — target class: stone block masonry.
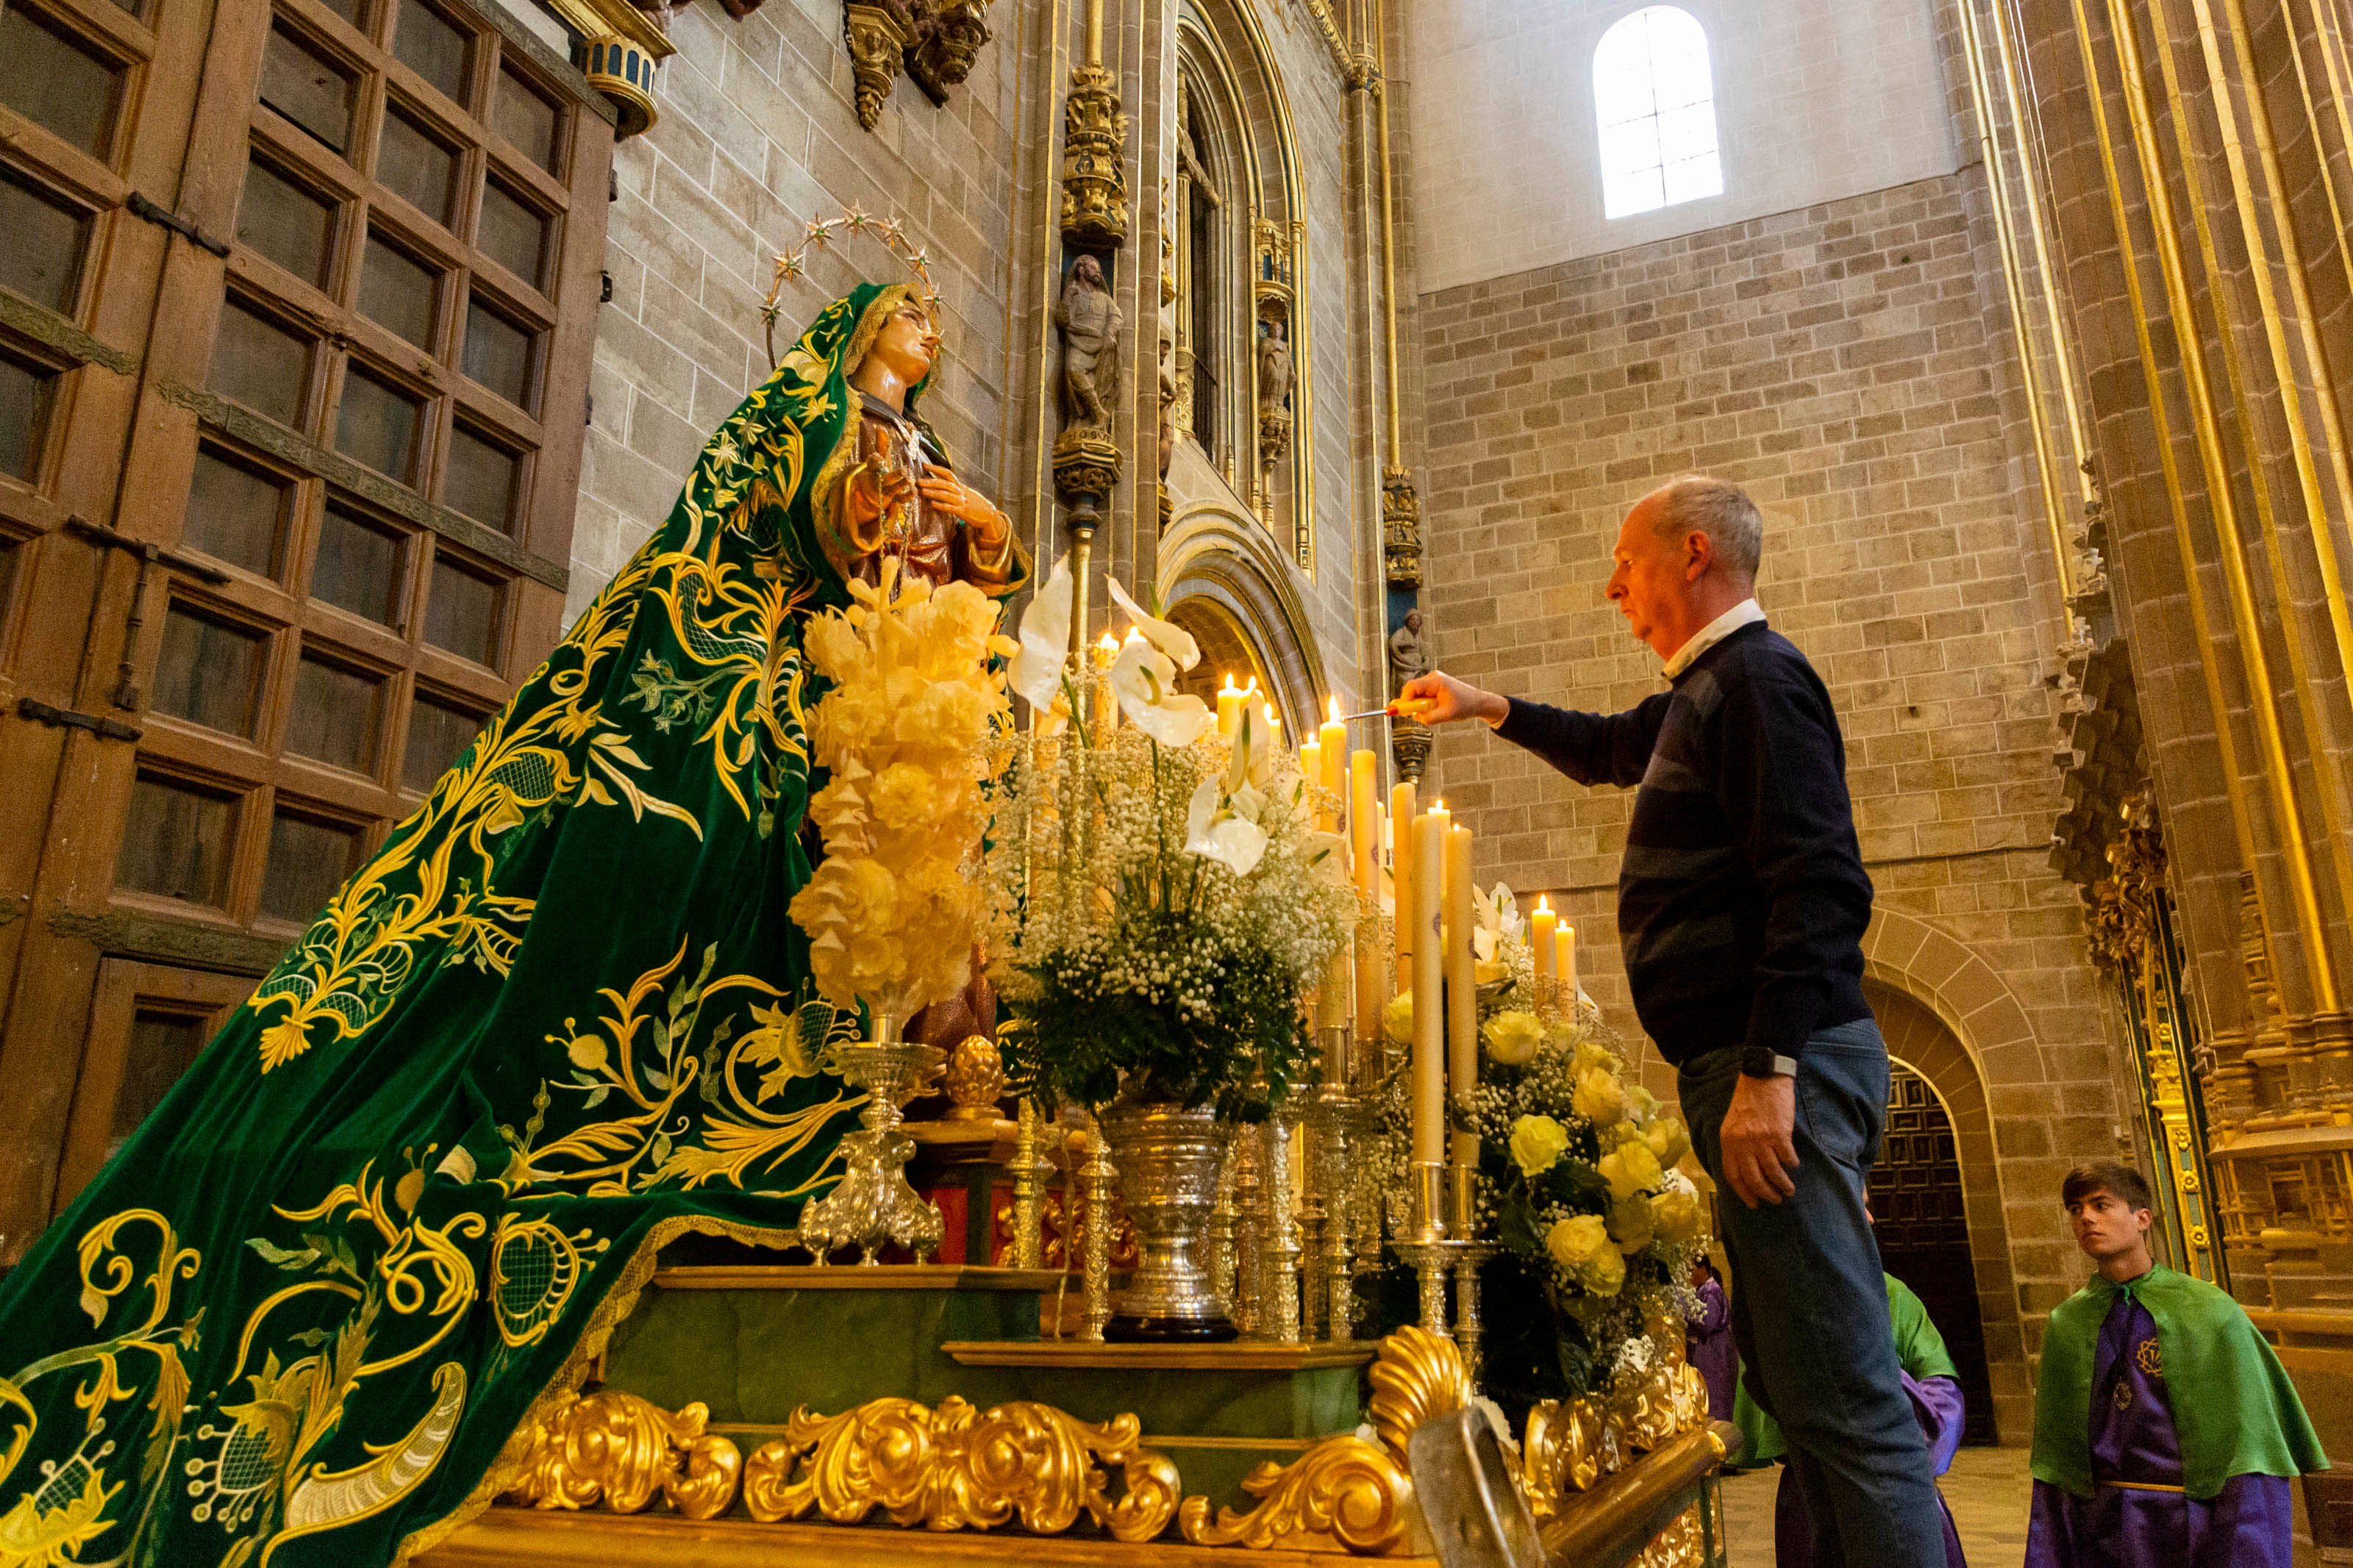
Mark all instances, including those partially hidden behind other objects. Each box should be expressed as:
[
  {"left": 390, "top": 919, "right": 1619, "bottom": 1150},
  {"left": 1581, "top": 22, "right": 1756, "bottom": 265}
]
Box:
[
  {"left": 569, "top": 0, "right": 1021, "bottom": 626},
  {"left": 1413, "top": 172, "right": 2123, "bottom": 1431}
]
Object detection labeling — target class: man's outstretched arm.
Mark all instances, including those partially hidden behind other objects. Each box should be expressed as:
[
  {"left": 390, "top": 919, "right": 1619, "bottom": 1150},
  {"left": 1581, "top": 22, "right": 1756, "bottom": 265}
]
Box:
[{"left": 1399, "top": 671, "right": 1666, "bottom": 788}]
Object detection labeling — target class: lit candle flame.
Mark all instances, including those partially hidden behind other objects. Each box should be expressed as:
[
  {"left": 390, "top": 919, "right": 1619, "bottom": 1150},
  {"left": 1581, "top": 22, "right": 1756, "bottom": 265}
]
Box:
[
  {"left": 1263, "top": 703, "right": 1280, "bottom": 731},
  {"left": 1430, "top": 798, "right": 1445, "bottom": 812},
  {"left": 1534, "top": 894, "right": 1552, "bottom": 917},
  {"left": 1327, "top": 694, "right": 1343, "bottom": 725},
  {"left": 1097, "top": 631, "right": 1119, "bottom": 653},
  {"left": 1123, "top": 626, "right": 1143, "bottom": 645}
]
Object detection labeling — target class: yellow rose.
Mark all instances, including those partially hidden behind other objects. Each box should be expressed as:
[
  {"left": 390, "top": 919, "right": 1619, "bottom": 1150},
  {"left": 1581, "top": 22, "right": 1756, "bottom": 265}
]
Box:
[
  {"left": 1572, "top": 1068, "right": 1627, "bottom": 1126},
  {"left": 1646, "top": 1116, "right": 1690, "bottom": 1168},
  {"left": 1509, "top": 1114, "right": 1571, "bottom": 1178},
  {"left": 1484, "top": 1010, "right": 1543, "bottom": 1067},
  {"left": 1574, "top": 1039, "right": 1622, "bottom": 1078},
  {"left": 1608, "top": 1194, "right": 1654, "bottom": 1253},
  {"left": 1545, "top": 1017, "right": 1579, "bottom": 1052},
  {"left": 1627, "top": 1084, "right": 1660, "bottom": 1123},
  {"left": 1545, "top": 1213, "right": 1609, "bottom": 1271},
  {"left": 1599, "top": 1139, "right": 1663, "bottom": 1200},
  {"left": 1382, "top": 992, "right": 1415, "bottom": 1047},
  {"left": 1651, "top": 1188, "right": 1702, "bottom": 1245},
  {"left": 1579, "top": 1245, "right": 1627, "bottom": 1296},
  {"left": 1599, "top": 1119, "right": 1642, "bottom": 1150}
]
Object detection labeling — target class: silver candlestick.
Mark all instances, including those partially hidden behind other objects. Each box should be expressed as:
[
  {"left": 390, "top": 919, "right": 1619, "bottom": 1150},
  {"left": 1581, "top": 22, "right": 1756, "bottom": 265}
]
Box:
[
  {"left": 1261, "top": 1115, "right": 1303, "bottom": 1344},
  {"left": 1452, "top": 1242, "right": 1497, "bottom": 1378},
  {"left": 797, "top": 1015, "right": 946, "bottom": 1264}
]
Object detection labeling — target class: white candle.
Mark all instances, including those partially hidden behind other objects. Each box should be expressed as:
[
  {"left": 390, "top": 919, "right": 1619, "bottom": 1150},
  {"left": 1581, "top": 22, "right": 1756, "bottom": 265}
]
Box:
[
  {"left": 1390, "top": 781, "right": 1415, "bottom": 997},
  {"left": 1217, "top": 674, "right": 1246, "bottom": 737},
  {"left": 1351, "top": 749, "right": 1381, "bottom": 1049},
  {"left": 1443, "top": 821, "right": 1477, "bottom": 1170},
  {"left": 1557, "top": 923, "right": 1577, "bottom": 1010},
  {"left": 1411, "top": 804, "right": 1446, "bottom": 1166},
  {"left": 1531, "top": 896, "right": 1557, "bottom": 1012}
]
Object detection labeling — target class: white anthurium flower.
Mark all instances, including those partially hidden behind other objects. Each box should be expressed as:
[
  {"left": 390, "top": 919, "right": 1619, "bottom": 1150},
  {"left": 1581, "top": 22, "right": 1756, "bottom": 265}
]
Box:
[
  {"left": 1302, "top": 829, "right": 1352, "bottom": 884},
  {"left": 1471, "top": 881, "right": 1527, "bottom": 962},
  {"left": 1110, "top": 637, "right": 1213, "bottom": 745},
  {"left": 1226, "top": 701, "right": 1278, "bottom": 793},
  {"left": 1184, "top": 776, "right": 1271, "bottom": 876},
  {"left": 1107, "top": 575, "right": 1202, "bottom": 672},
  {"left": 1009, "top": 554, "right": 1074, "bottom": 714}
]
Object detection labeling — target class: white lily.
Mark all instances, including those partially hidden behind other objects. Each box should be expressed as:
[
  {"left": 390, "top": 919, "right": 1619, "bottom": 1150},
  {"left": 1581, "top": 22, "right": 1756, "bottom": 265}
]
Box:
[
  {"left": 1107, "top": 576, "right": 1202, "bottom": 672},
  {"left": 1471, "top": 880, "right": 1526, "bottom": 962},
  {"left": 1302, "top": 829, "right": 1352, "bottom": 885},
  {"left": 1225, "top": 700, "right": 1278, "bottom": 793},
  {"left": 1184, "top": 776, "right": 1270, "bottom": 876},
  {"left": 1110, "top": 638, "right": 1213, "bottom": 746},
  {"left": 1008, "top": 554, "right": 1074, "bottom": 715}
]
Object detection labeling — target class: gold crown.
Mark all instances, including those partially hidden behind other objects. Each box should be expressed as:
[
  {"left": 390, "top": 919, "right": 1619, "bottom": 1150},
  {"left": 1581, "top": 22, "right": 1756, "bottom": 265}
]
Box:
[{"left": 763, "top": 205, "right": 942, "bottom": 366}]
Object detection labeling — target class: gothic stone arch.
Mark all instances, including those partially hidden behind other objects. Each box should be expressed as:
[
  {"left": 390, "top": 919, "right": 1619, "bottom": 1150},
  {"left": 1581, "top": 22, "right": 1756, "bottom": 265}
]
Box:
[
  {"left": 1861, "top": 906, "right": 2041, "bottom": 1444},
  {"left": 1158, "top": 502, "right": 1329, "bottom": 733}
]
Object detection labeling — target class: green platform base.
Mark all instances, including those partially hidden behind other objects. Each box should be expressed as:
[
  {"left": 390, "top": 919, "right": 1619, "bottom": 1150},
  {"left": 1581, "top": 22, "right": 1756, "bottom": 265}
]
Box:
[{"left": 599, "top": 1261, "right": 1374, "bottom": 1511}]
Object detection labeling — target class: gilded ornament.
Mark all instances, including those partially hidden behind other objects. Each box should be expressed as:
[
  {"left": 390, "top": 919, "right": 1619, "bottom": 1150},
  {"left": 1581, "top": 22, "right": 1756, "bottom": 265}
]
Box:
[
  {"left": 1366, "top": 1323, "right": 1471, "bottom": 1457},
  {"left": 1382, "top": 467, "right": 1423, "bottom": 588},
  {"left": 906, "top": 0, "right": 990, "bottom": 103},
  {"left": 1521, "top": 1396, "right": 1620, "bottom": 1514},
  {"left": 1175, "top": 1435, "right": 1414, "bottom": 1553},
  {"left": 738, "top": 1395, "right": 1179, "bottom": 1542},
  {"left": 1060, "top": 64, "right": 1130, "bottom": 245},
  {"left": 942, "top": 1034, "right": 1005, "bottom": 1120},
  {"left": 843, "top": 3, "right": 910, "bottom": 132},
  {"left": 501, "top": 1389, "right": 744, "bottom": 1520}
]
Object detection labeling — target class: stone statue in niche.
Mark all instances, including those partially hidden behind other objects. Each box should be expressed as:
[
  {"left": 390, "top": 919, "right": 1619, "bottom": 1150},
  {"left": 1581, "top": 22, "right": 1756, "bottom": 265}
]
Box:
[
  {"left": 1057, "top": 254, "right": 1124, "bottom": 437},
  {"left": 1388, "top": 608, "right": 1429, "bottom": 692},
  {"left": 1255, "top": 315, "right": 1293, "bottom": 469}
]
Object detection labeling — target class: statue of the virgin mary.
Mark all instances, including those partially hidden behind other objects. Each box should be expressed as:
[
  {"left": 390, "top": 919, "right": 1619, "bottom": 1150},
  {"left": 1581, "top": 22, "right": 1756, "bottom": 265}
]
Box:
[{"left": 0, "top": 281, "right": 1026, "bottom": 1567}]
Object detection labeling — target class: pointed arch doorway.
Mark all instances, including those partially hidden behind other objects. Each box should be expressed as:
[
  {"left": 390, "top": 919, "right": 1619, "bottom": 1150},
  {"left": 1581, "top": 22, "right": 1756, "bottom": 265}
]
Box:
[{"left": 1864, "top": 976, "right": 2003, "bottom": 1445}]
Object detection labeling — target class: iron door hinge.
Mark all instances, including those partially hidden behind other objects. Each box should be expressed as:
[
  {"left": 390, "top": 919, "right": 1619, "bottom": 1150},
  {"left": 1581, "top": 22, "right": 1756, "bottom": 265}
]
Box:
[
  {"left": 124, "top": 191, "right": 231, "bottom": 258},
  {"left": 16, "top": 697, "right": 143, "bottom": 742}
]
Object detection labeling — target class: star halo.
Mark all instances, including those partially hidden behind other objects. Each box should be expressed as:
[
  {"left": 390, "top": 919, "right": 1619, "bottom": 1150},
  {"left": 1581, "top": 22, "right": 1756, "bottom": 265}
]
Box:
[{"left": 761, "top": 204, "right": 944, "bottom": 368}]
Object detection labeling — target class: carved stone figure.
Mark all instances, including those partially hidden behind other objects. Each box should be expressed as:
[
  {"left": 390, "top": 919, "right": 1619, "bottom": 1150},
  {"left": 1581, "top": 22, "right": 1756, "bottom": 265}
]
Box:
[
  {"left": 819, "top": 295, "right": 1028, "bottom": 598},
  {"left": 1056, "top": 254, "right": 1124, "bottom": 435},
  {"left": 1388, "top": 609, "right": 1429, "bottom": 691},
  {"left": 1157, "top": 324, "right": 1178, "bottom": 480},
  {"left": 1257, "top": 317, "right": 1292, "bottom": 418},
  {"left": 907, "top": 0, "right": 990, "bottom": 104}
]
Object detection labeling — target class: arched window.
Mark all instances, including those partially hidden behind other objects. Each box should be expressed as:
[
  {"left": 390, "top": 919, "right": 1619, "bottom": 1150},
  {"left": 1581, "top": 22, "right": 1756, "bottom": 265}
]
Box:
[{"left": 1593, "top": 7, "right": 1724, "bottom": 219}]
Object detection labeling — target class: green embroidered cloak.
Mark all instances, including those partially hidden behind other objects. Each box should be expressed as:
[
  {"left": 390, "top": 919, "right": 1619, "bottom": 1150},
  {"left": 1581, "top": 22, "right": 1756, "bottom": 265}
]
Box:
[
  {"left": 1732, "top": 1272, "right": 1954, "bottom": 1466},
  {"left": 2030, "top": 1264, "right": 2327, "bottom": 1500},
  {"left": 0, "top": 283, "right": 1005, "bottom": 1568}
]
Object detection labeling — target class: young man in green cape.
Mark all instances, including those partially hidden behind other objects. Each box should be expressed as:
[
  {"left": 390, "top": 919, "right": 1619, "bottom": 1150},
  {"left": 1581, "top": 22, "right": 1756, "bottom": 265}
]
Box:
[
  {"left": 2027, "top": 1161, "right": 2327, "bottom": 1567},
  {"left": 0, "top": 279, "right": 1026, "bottom": 1568}
]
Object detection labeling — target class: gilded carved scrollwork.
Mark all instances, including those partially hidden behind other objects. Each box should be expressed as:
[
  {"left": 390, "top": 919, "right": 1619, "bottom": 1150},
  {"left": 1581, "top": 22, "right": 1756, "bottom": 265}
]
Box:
[
  {"left": 501, "top": 1389, "right": 745, "bottom": 1519},
  {"left": 1176, "top": 1324, "right": 1459, "bottom": 1553},
  {"left": 1521, "top": 1336, "right": 1712, "bottom": 1524},
  {"left": 740, "top": 1395, "right": 1180, "bottom": 1542}
]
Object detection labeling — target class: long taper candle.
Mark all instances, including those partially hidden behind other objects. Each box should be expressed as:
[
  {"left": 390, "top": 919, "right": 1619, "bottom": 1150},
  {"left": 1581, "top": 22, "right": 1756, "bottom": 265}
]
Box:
[
  {"left": 1390, "top": 781, "right": 1416, "bottom": 996},
  {"left": 1531, "top": 896, "right": 1557, "bottom": 1012},
  {"left": 1442, "top": 820, "right": 1477, "bottom": 1171},
  {"left": 1217, "top": 674, "right": 1246, "bottom": 737},
  {"left": 1410, "top": 803, "right": 1446, "bottom": 1167},
  {"left": 1557, "top": 923, "right": 1577, "bottom": 1010},
  {"left": 1351, "top": 748, "right": 1381, "bottom": 1050},
  {"left": 1318, "top": 698, "right": 1348, "bottom": 798}
]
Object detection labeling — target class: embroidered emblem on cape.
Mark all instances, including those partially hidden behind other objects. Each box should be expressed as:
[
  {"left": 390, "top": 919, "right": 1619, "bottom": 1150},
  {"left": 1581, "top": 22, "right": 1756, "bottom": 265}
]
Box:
[{"left": 2135, "top": 1336, "right": 2162, "bottom": 1378}]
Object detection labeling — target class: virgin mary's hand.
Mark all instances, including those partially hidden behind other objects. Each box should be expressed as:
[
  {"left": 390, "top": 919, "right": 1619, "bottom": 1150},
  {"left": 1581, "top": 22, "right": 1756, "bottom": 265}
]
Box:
[{"left": 918, "top": 465, "right": 1009, "bottom": 548}]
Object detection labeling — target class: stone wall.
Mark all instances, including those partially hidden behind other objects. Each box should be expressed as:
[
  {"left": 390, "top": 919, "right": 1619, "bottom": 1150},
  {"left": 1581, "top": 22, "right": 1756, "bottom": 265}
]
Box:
[
  {"left": 1404, "top": 0, "right": 1957, "bottom": 295},
  {"left": 1412, "top": 173, "right": 2120, "bottom": 1406},
  {"left": 567, "top": 0, "right": 1024, "bottom": 625}
]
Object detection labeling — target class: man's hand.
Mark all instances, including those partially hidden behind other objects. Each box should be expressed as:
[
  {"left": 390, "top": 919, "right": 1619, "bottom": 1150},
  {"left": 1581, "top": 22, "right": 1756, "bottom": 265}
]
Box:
[
  {"left": 1399, "top": 670, "right": 1508, "bottom": 726},
  {"left": 1718, "top": 1073, "right": 1799, "bottom": 1208}
]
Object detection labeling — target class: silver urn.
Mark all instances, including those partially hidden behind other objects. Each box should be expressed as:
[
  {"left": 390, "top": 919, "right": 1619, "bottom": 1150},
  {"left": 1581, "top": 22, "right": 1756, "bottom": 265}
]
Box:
[{"left": 1098, "top": 1095, "right": 1237, "bottom": 1342}]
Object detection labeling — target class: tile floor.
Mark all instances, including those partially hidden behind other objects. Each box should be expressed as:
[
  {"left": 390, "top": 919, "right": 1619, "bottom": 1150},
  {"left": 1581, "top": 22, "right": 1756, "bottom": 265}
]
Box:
[{"left": 1718, "top": 1447, "right": 2036, "bottom": 1564}]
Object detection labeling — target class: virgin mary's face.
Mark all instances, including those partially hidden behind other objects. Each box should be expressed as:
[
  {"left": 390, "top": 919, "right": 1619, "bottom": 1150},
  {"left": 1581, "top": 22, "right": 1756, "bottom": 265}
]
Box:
[{"left": 865, "top": 304, "right": 940, "bottom": 384}]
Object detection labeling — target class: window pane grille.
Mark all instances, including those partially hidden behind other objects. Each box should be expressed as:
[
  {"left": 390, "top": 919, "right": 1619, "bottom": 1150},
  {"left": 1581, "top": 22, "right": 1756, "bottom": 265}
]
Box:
[
  {"left": 152, "top": 604, "right": 268, "bottom": 738},
  {"left": 182, "top": 447, "right": 290, "bottom": 577},
  {"left": 492, "top": 68, "right": 559, "bottom": 172},
  {"left": 115, "top": 773, "right": 238, "bottom": 906},
  {"left": 238, "top": 157, "right": 338, "bottom": 290},
  {"left": 377, "top": 105, "right": 457, "bottom": 226},
  {"left": 334, "top": 365, "right": 424, "bottom": 482},
  {"left": 476, "top": 176, "right": 548, "bottom": 287},
  {"left": 261, "top": 24, "right": 356, "bottom": 155},
  {"left": 358, "top": 230, "right": 439, "bottom": 350},
  {"left": 260, "top": 809, "right": 361, "bottom": 922},
  {"left": 1592, "top": 7, "right": 1722, "bottom": 220},
  {"left": 311, "top": 503, "right": 407, "bottom": 626},
  {"left": 208, "top": 299, "right": 311, "bottom": 428},
  {"left": 0, "top": 166, "right": 90, "bottom": 314},
  {"left": 462, "top": 295, "right": 535, "bottom": 409},
  {"left": 393, "top": 0, "right": 469, "bottom": 104},
  {"left": 0, "top": 9, "right": 124, "bottom": 159},
  {"left": 425, "top": 554, "right": 500, "bottom": 665},
  {"left": 288, "top": 653, "right": 383, "bottom": 772},
  {"left": 443, "top": 422, "right": 518, "bottom": 531}
]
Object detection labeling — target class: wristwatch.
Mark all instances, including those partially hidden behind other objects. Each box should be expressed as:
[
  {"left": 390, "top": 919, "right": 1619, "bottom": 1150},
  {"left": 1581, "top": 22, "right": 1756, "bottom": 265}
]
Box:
[{"left": 1739, "top": 1048, "right": 1798, "bottom": 1080}]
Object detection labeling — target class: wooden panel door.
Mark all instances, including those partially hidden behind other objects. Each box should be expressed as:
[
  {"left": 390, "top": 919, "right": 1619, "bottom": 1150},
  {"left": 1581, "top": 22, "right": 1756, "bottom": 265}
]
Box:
[
  {"left": 1868, "top": 1064, "right": 1999, "bottom": 1445},
  {"left": 0, "top": 0, "right": 613, "bottom": 1252}
]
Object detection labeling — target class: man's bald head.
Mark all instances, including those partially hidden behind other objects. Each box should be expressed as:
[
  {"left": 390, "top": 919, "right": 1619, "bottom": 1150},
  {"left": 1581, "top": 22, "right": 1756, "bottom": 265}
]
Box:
[{"left": 1636, "top": 476, "right": 1763, "bottom": 585}]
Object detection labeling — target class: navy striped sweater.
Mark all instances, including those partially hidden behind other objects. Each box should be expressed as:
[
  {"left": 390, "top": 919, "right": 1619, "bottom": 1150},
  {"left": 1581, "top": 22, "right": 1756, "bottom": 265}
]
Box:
[{"left": 1493, "top": 621, "right": 1873, "bottom": 1067}]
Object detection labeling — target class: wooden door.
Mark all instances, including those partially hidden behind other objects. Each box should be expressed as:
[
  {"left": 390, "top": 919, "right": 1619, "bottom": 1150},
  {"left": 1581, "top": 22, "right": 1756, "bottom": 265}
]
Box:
[
  {"left": 0, "top": 0, "right": 613, "bottom": 1253},
  {"left": 1868, "top": 1064, "right": 1999, "bottom": 1445}
]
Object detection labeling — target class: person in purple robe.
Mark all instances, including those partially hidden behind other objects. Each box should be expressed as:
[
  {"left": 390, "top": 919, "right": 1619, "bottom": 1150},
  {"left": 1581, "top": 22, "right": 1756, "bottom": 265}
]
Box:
[
  {"left": 1734, "top": 1270, "right": 1968, "bottom": 1567},
  {"left": 1687, "top": 1255, "right": 1736, "bottom": 1422},
  {"left": 2027, "top": 1161, "right": 2327, "bottom": 1568}
]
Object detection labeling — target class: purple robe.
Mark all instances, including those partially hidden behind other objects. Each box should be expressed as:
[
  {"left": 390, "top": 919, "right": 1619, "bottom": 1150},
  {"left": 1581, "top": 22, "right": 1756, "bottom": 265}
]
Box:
[
  {"left": 1774, "top": 1370, "right": 1967, "bottom": 1567},
  {"left": 2025, "top": 1294, "right": 2296, "bottom": 1567},
  {"left": 1688, "top": 1278, "right": 1735, "bottom": 1422}
]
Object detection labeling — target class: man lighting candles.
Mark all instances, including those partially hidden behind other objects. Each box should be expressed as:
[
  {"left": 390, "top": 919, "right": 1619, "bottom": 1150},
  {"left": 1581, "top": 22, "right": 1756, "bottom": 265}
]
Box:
[{"left": 1399, "top": 475, "right": 1947, "bottom": 1566}]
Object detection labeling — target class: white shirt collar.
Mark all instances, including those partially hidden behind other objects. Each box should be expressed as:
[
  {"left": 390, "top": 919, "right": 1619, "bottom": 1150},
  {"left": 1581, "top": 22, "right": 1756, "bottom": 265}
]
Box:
[{"left": 1660, "top": 598, "right": 1765, "bottom": 679}]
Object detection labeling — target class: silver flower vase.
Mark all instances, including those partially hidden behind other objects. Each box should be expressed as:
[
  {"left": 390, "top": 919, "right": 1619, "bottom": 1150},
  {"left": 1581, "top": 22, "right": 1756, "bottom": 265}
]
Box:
[
  {"left": 796, "top": 1013, "right": 946, "bottom": 1264},
  {"left": 1099, "top": 1095, "right": 1237, "bottom": 1342}
]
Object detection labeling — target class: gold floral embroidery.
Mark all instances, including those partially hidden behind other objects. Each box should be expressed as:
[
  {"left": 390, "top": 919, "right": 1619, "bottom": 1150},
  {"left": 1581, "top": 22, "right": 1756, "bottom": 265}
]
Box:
[{"left": 2135, "top": 1337, "right": 2162, "bottom": 1378}]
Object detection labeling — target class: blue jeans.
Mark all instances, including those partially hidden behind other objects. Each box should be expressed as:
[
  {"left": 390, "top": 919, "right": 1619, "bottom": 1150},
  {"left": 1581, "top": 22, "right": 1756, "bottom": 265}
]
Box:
[{"left": 1679, "top": 1018, "right": 1947, "bottom": 1567}]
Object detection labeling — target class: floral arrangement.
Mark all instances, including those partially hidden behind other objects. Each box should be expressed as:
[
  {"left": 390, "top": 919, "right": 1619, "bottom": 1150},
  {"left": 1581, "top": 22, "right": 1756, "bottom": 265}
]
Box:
[
  {"left": 1373, "top": 889, "right": 1702, "bottom": 1420},
  {"left": 982, "top": 559, "right": 1355, "bottom": 1120},
  {"left": 788, "top": 562, "right": 1015, "bottom": 1029}
]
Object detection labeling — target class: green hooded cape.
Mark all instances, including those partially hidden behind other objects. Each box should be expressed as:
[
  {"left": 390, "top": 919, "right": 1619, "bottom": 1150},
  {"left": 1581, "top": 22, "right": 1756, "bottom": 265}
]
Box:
[
  {"left": 0, "top": 283, "right": 1006, "bottom": 1567},
  {"left": 2029, "top": 1264, "right": 2327, "bottom": 1500},
  {"left": 1732, "top": 1272, "right": 1954, "bottom": 1467}
]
